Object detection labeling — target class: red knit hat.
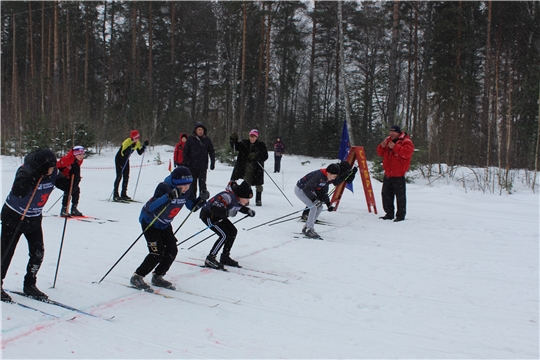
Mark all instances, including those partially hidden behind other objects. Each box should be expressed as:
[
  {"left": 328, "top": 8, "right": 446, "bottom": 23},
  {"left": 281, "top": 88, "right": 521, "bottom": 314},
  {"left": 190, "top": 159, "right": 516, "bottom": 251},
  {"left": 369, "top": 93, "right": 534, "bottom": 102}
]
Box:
[{"left": 130, "top": 130, "right": 140, "bottom": 140}]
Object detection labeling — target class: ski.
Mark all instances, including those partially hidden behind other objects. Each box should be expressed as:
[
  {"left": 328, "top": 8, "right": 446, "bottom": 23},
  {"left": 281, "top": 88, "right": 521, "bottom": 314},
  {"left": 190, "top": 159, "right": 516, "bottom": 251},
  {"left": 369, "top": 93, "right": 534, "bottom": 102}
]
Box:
[
  {"left": 294, "top": 233, "right": 324, "bottom": 240},
  {"left": 187, "top": 257, "right": 294, "bottom": 280},
  {"left": 174, "top": 288, "right": 241, "bottom": 305},
  {"left": 48, "top": 215, "right": 107, "bottom": 224},
  {"left": 3, "top": 299, "right": 63, "bottom": 319},
  {"left": 124, "top": 285, "right": 219, "bottom": 308},
  {"left": 176, "top": 260, "right": 289, "bottom": 283},
  {"left": 7, "top": 290, "right": 114, "bottom": 321}
]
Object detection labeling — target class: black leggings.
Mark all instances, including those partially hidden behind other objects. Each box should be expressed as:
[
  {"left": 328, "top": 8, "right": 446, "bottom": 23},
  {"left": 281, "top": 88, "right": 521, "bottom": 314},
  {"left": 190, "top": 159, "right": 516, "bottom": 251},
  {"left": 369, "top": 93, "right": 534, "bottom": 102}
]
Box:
[
  {"left": 201, "top": 215, "right": 237, "bottom": 257},
  {"left": 135, "top": 225, "right": 178, "bottom": 277}
]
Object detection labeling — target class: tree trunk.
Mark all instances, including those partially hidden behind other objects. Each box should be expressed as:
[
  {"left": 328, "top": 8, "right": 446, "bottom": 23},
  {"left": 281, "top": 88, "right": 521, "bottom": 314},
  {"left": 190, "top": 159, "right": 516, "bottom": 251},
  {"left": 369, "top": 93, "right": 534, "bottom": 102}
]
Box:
[
  {"left": 238, "top": 3, "right": 247, "bottom": 134},
  {"left": 387, "top": 0, "right": 400, "bottom": 125},
  {"left": 53, "top": 1, "right": 60, "bottom": 123},
  {"left": 148, "top": 3, "right": 153, "bottom": 93}
]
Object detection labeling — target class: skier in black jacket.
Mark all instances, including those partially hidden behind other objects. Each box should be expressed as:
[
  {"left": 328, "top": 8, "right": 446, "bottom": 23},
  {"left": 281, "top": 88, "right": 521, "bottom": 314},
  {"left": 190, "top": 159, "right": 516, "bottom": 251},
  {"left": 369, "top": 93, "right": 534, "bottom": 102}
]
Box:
[
  {"left": 183, "top": 122, "right": 216, "bottom": 199},
  {"left": 1, "top": 149, "right": 59, "bottom": 302}
]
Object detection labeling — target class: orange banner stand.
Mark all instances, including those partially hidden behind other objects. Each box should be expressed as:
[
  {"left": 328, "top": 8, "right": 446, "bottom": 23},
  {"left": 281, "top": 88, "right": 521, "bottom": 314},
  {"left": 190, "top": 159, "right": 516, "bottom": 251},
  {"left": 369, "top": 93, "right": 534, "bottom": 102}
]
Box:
[{"left": 330, "top": 146, "right": 378, "bottom": 214}]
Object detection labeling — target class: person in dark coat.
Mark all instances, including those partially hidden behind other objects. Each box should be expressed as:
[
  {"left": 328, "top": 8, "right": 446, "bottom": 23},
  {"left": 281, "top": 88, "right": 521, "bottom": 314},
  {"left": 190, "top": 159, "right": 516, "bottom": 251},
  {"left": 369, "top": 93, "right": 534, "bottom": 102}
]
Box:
[
  {"left": 56, "top": 146, "right": 85, "bottom": 217},
  {"left": 113, "top": 130, "right": 148, "bottom": 201},
  {"left": 294, "top": 164, "right": 340, "bottom": 239},
  {"left": 376, "top": 125, "right": 415, "bottom": 222},
  {"left": 130, "top": 167, "right": 208, "bottom": 292},
  {"left": 183, "top": 122, "right": 216, "bottom": 199},
  {"left": 173, "top": 133, "right": 188, "bottom": 167},
  {"left": 200, "top": 181, "right": 256, "bottom": 269},
  {"left": 1, "top": 149, "right": 58, "bottom": 302},
  {"left": 273, "top": 136, "right": 285, "bottom": 173},
  {"left": 229, "top": 129, "right": 269, "bottom": 206}
]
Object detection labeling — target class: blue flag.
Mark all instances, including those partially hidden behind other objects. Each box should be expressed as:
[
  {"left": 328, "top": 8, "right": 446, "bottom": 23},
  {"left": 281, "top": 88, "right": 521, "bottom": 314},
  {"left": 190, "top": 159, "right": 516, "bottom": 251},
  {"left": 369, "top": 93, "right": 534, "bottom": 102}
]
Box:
[{"left": 338, "top": 120, "right": 353, "bottom": 193}]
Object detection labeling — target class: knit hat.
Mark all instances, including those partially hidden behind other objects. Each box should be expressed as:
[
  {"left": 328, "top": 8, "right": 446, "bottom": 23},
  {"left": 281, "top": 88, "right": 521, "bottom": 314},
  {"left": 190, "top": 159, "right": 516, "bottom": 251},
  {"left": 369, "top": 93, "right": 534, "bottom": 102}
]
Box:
[
  {"left": 171, "top": 166, "right": 193, "bottom": 185},
  {"left": 249, "top": 129, "right": 259, "bottom": 138},
  {"left": 130, "top": 130, "right": 140, "bottom": 140},
  {"left": 326, "top": 163, "right": 341, "bottom": 175},
  {"left": 72, "top": 146, "right": 85, "bottom": 156},
  {"left": 389, "top": 125, "right": 401, "bottom": 133},
  {"left": 232, "top": 181, "right": 253, "bottom": 199}
]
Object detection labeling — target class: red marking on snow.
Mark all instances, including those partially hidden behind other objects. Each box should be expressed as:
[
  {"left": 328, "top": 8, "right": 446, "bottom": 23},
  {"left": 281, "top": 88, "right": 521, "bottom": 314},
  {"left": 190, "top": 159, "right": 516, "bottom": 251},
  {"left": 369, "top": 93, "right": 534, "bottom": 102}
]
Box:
[{"left": 2, "top": 321, "right": 58, "bottom": 347}]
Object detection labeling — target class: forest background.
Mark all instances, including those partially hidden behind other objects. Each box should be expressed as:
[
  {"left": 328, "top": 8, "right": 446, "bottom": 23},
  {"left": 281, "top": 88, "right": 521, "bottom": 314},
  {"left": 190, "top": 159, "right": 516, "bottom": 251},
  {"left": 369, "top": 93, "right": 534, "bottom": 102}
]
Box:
[{"left": 1, "top": 1, "right": 539, "bottom": 192}]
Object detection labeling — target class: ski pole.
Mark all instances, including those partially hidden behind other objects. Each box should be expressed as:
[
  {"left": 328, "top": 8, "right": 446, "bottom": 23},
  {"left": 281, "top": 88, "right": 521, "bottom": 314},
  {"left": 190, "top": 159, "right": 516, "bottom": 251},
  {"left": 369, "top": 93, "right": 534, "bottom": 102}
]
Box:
[
  {"left": 52, "top": 175, "right": 75, "bottom": 288},
  {"left": 108, "top": 149, "right": 133, "bottom": 201},
  {"left": 176, "top": 218, "right": 225, "bottom": 247},
  {"left": 132, "top": 151, "right": 145, "bottom": 201},
  {"left": 186, "top": 215, "right": 249, "bottom": 250},
  {"left": 1, "top": 176, "right": 43, "bottom": 265},
  {"left": 244, "top": 208, "right": 306, "bottom": 231},
  {"left": 179, "top": 215, "right": 249, "bottom": 249},
  {"left": 268, "top": 215, "right": 301, "bottom": 226},
  {"left": 97, "top": 201, "right": 170, "bottom": 284},
  {"left": 257, "top": 162, "right": 294, "bottom": 207},
  {"left": 45, "top": 194, "right": 63, "bottom": 213}
]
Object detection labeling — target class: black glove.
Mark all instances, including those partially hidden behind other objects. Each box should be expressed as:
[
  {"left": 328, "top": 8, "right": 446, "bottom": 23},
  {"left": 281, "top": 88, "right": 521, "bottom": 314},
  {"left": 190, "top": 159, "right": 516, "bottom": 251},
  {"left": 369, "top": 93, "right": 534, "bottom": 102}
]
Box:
[
  {"left": 192, "top": 202, "right": 204, "bottom": 212},
  {"left": 327, "top": 205, "right": 335, "bottom": 212},
  {"left": 200, "top": 190, "right": 210, "bottom": 201},
  {"left": 168, "top": 188, "right": 180, "bottom": 200},
  {"left": 69, "top": 162, "right": 80, "bottom": 176},
  {"left": 230, "top": 133, "right": 238, "bottom": 142},
  {"left": 210, "top": 162, "right": 215, "bottom": 170},
  {"left": 352, "top": 166, "right": 358, "bottom": 175},
  {"left": 246, "top": 208, "right": 256, "bottom": 217},
  {"left": 144, "top": 139, "right": 149, "bottom": 146}
]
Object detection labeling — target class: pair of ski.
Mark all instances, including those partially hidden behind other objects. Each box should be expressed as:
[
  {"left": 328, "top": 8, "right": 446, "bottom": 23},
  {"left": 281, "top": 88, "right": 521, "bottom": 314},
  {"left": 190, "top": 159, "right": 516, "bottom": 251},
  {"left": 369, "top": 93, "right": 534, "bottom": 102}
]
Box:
[
  {"left": 50, "top": 214, "right": 119, "bottom": 224},
  {"left": 125, "top": 284, "right": 240, "bottom": 307},
  {"left": 4, "top": 290, "right": 114, "bottom": 321},
  {"left": 177, "top": 259, "right": 292, "bottom": 283}
]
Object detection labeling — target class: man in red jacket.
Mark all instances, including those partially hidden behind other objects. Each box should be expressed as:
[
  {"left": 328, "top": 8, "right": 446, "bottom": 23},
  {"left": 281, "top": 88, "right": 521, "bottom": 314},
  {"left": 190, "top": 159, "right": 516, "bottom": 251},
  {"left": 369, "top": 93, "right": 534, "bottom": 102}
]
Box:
[{"left": 376, "top": 125, "right": 415, "bottom": 222}]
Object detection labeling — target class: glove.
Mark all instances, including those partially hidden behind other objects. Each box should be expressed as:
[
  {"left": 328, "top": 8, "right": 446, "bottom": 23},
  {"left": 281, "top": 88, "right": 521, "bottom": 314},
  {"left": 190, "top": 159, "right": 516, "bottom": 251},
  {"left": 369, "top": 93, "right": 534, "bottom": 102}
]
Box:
[
  {"left": 192, "top": 202, "right": 204, "bottom": 212},
  {"left": 230, "top": 133, "right": 238, "bottom": 141},
  {"left": 228, "top": 208, "right": 238, "bottom": 217},
  {"left": 248, "top": 152, "right": 257, "bottom": 160},
  {"left": 313, "top": 200, "right": 322, "bottom": 208},
  {"left": 144, "top": 139, "right": 149, "bottom": 146},
  {"left": 168, "top": 188, "right": 180, "bottom": 200},
  {"left": 352, "top": 167, "right": 358, "bottom": 175},
  {"left": 327, "top": 205, "right": 335, "bottom": 212},
  {"left": 246, "top": 208, "right": 256, "bottom": 217},
  {"left": 200, "top": 190, "right": 210, "bottom": 201},
  {"left": 210, "top": 162, "right": 215, "bottom": 170}
]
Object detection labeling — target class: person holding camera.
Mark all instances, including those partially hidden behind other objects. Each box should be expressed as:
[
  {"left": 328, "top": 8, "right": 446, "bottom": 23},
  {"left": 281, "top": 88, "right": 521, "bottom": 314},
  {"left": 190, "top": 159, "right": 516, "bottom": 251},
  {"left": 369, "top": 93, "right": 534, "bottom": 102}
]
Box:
[
  {"left": 376, "top": 125, "right": 415, "bottom": 222},
  {"left": 130, "top": 166, "right": 209, "bottom": 292}
]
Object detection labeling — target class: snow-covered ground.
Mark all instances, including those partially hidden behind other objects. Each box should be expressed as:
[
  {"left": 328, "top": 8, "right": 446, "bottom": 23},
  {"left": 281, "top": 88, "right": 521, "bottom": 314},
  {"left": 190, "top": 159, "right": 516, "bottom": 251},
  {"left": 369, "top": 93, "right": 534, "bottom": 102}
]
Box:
[{"left": 1, "top": 145, "right": 538, "bottom": 359}]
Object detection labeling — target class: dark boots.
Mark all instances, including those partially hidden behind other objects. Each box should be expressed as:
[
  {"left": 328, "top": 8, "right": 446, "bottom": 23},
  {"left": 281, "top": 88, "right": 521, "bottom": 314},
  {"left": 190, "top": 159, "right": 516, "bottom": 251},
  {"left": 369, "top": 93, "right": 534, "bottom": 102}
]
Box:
[
  {"left": 70, "top": 205, "right": 83, "bottom": 216},
  {"left": 256, "top": 191, "right": 262, "bottom": 206},
  {"left": 23, "top": 281, "right": 48, "bottom": 300},
  {"left": 220, "top": 253, "right": 240, "bottom": 267}
]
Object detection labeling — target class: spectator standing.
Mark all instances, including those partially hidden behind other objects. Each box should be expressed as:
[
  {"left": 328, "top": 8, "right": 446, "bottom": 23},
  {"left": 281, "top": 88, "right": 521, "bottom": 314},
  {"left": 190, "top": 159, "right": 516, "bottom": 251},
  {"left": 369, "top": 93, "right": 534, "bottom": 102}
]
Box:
[
  {"left": 229, "top": 129, "right": 269, "bottom": 206},
  {"left": 376, "top": 125, "right": 415, "bottom": 222},
  {"left": 56, "top": 146, "right": 85, "bottom": 217},
  {"left": 273, "top": 136, "right": 285, "bottom": 173},
  {"left": 183, "top": 122, "right": 216, "bottom": 199},
  {"left": 113, "top": 130, "right": 148, "bottom": 201},
  {"left": 173, "top": 133, "right": 188, "bottom": 167},
  {"left": 1, "top": 149, "right": 58, "bottom": 301}
]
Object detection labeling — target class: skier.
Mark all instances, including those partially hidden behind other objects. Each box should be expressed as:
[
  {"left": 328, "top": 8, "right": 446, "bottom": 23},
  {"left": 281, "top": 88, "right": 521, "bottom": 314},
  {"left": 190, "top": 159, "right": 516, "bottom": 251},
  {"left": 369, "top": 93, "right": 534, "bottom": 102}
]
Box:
[
  {"left": 1, "top": 149, "right": 58, "bottom": 302},
  {"left": 56, "top": 145, "right": 85, "bottom": 217},
  {"left": 183, "top": 122, "right": 216, "bottom": 199},
  {"left": 113, "top": 130, "right": 148, "bottom": 201},
  {"left": 173, "top": 133, "right": 188, "bottom": 167},
  {"left": 130, "top": 166, "right": 209, "bottom": 292},
  {"left": 301, "top": 160, "right": 357, "bottom": 221},
  {"left": 229, "top": 129, "right": 269, "bottom": 206},
  {"left": 200, "top": 181, "right": 256, "bottom": 269},
  {"left": 295, "top": 164, "right": 341, "bottom": 239}
]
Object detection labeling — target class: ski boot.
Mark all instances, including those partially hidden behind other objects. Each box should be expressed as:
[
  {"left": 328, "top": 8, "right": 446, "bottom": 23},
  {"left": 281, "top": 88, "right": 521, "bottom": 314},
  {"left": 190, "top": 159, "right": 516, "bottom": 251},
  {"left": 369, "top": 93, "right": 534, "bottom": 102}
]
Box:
[
  {"left": 23, "top": 283, "right": 48, "bottom": 300},
  {"left": 130, "top": 273, "right": 153, "bottom": 292},
  {"left": 151, "top": 273, "right": 176, "bottom": 290},
  {"left": 70, "top": 205, "right": 83, "bottom": 216},
  {"left": 220, "top": 253, "right": 240, "bottom": 268},
  {"left": 205, "top": 255, "right": 224, "bottom": 270}
]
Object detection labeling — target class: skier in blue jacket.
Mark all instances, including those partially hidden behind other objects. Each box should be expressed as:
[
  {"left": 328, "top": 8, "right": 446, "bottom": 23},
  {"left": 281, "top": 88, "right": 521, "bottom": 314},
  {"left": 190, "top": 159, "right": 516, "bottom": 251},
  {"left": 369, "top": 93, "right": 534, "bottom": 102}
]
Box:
[{"left": 130, "top": 166, "right": 209, "bottom": 292}]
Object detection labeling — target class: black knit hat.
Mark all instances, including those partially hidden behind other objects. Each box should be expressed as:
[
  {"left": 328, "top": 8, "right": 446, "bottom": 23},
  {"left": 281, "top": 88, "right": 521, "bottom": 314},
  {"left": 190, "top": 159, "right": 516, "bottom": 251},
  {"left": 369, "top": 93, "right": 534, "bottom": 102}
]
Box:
[
  {"left": 232, "top": 181, "right": 253, "bottom": 199},
  {"left": 326, "top": 163, "right": 341, "bottom": 175},
  {"left": 171, "top": 166, "right": 193, "bottom": 185}
]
